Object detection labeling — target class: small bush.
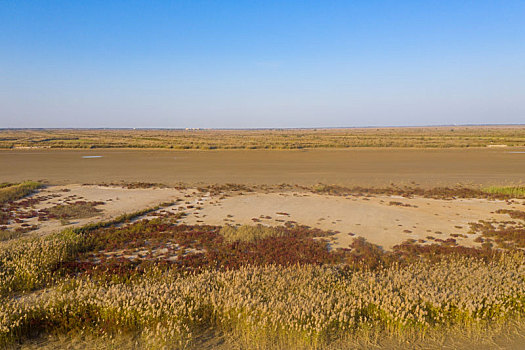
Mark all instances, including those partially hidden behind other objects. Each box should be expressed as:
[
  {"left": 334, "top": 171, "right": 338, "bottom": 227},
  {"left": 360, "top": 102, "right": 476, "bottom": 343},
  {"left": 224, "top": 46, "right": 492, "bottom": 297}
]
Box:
[
  {"left": 0, "top": 230, "right": 22, "bottom": 242},
  {"left": 219, "top": 224, "right": 285, "bottom": 242},
  {"left": 0, "top": 181, "right": 42, "bottom": 205},
  {"left": 483, "top": 186, "right": 525, "bottom": 198},
  {"left": 46, "top": 201, "right": 103, "bottom": 220}
]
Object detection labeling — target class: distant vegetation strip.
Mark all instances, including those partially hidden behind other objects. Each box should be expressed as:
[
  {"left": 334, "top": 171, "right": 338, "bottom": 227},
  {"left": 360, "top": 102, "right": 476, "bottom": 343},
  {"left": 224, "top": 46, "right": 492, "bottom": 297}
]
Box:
[
  {"left": 1, "top": 127, "right": 525, "bottom": 149},
  {"left": 310, "top": 183, "right": 525, "bottom": 199}
]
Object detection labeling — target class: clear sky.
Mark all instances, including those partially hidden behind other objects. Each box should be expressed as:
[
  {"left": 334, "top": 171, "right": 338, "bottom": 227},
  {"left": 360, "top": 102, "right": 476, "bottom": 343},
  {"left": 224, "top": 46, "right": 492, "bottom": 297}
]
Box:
[{"left": 1, "top": 1, "right": 524, "bottom": 128}]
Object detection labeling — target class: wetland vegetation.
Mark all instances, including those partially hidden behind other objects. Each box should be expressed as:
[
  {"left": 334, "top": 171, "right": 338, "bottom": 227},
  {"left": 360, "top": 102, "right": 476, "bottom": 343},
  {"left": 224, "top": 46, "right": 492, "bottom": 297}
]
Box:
[
  {"left": 1, "top": 183, "right": 525, "bottom": 348},
  {"left": 2, "top": 126, "right": 525, "bottom": 149}
]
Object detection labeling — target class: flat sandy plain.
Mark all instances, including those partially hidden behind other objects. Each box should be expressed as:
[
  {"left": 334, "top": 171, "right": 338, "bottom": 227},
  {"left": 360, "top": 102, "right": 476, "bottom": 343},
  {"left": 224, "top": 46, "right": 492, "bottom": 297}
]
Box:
[
  {"left": 1, "top": 147, "right": 525, "bottom": 187},
  {"left": 5, "top": 184, "right": 523, "bottom": 251}
]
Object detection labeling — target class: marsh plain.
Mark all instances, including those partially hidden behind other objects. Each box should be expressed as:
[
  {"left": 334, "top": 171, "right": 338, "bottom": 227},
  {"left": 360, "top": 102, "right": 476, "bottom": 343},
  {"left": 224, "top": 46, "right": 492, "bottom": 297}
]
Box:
[{"left": 1, "top": 127, "right": 525, "bottom": 349}]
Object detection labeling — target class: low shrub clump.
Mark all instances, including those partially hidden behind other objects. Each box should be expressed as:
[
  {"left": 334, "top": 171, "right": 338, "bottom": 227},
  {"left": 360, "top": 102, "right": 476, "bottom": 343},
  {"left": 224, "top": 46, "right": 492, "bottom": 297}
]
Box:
[
  {"left": 0, "top": 229, "right": 85, "bottom": 297},
  {"left": 311, "top": 183, "right": 525, "bottom": 199},
  {"left": 0, "top": 181, "right": 42, "bottom": 205},
  {"left": 219, "top": 224, "right": 285, "bottom": 242},
  {"left": 483, "top": 186, "right": 525, "bottom": 198},
  {"left": 0, "top": 230, "right": 22, "bottom": 242},
  {"left": 45, "top": 201, "right": 103, "bottom": 220}
]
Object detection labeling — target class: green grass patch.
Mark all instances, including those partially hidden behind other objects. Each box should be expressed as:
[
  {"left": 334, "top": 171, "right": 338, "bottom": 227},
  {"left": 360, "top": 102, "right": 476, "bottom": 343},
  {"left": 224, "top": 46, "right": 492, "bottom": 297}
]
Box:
[{"left": 483, "top": 186, "right": 525, "bottom": 198}]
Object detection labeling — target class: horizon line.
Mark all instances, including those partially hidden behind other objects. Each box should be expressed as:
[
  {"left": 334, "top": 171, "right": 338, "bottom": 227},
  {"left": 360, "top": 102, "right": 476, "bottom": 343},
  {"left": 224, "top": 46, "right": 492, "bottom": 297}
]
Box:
[{"left": 1, "top": 123, "right": 525, "bottom": 131}]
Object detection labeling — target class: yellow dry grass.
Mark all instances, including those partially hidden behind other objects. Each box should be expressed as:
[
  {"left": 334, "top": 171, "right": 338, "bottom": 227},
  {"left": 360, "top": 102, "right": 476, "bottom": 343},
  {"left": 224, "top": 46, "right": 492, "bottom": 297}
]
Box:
[{"left": 2, "top": 126, "right": 525, "bottom": 149}]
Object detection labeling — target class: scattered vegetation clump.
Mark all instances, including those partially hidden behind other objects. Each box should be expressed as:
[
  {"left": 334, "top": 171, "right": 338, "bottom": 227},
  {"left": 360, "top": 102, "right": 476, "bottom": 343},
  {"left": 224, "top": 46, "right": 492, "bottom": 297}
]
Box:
[
  {"left": 0, "top": 230, "right": 22, "bottom": 242},
  {"left": 496, "top": 209, "right": 525, "bottom": 221},
  {"left": 467, "top": 210, "right": 525, "bottom": 249},
  {"left": 469, "top": 219, "right": 525, "bottom": 249},
  {"left": 391, "top": 240, "right": 501, "bottom": 263},
  {"left": 311, "top": 183, "right": 525, "bottom": 199},
  {"left": 388, "top": 201, "right": 417, "bottom": 207},
  {"left": 115, "top": 182, "right": 167, "bottom": 189},
  {"left": 483, "top": 186, "right": 525, "bottom": 198},
  {"left": 0, "top": 181, "right": 44, "bottom": 234},
  {"left": 219, "top": 224, "right": 285, "bottom": 242},
  {"left": 45, "top": 201, "right": 104, "bottom": 220},
  {"left": 198, "top": 183, "right": 254, "bottom": 195}
]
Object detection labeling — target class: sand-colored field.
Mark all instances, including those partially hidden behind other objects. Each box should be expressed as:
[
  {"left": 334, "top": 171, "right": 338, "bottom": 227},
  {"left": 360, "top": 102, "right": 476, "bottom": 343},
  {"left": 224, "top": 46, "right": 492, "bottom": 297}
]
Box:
[
  {"left": 180, "top": 192, "right": 522, "bottom": 249},
  {"left": 8, "top": 185, "right": 523, "bottom": 250},
  {"left": 1, "top": 147, "right": 525, "bottom": 187},
  {"left": 6, "top": 185, "right": 188, "bottom": 237}
]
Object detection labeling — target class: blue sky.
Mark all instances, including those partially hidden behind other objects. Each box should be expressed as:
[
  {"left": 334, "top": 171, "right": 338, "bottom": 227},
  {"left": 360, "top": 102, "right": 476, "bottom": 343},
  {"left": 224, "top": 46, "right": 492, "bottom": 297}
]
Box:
[{"left": 1, "top": 1, "right": 524, "bottom": 128}]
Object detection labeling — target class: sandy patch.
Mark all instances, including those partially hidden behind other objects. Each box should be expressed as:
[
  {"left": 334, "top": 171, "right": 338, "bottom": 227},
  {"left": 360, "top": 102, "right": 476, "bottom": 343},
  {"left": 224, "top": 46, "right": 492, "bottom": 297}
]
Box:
[
  {"left": 180, "top": 192, "right": 522, "bottom": 250},
  {"left": 7, "top": 184, "right": 190, "bottom": 236}
]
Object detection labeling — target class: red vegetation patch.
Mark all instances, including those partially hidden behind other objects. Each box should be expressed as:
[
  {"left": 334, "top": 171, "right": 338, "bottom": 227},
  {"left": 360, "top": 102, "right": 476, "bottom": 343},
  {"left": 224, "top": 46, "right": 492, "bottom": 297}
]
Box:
[
  {"left": 58, "top": 213, "right": 525, "bottom": 279},
  {"left": 311, "top": 184, "right": 521, "bottom": 200},
  {"left": 469, "top": 218, "right": 525, "bottom": 249}
]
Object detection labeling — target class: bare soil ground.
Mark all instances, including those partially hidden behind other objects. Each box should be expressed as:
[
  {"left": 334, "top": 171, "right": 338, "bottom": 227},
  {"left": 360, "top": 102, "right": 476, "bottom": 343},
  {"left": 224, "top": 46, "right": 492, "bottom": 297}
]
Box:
[
  {"left": 179, "top": 192, "right": 523, "bottom": 250},
  {"left": 4, "top": 185, "right": 188, "bottom": 237},
  {"left": 1, "top": 147, "right": 525, "bottom": 187}
]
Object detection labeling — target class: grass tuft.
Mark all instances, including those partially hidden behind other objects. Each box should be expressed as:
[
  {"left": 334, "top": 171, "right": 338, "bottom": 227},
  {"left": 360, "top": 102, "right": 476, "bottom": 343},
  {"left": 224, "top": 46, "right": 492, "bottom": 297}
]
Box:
[
  {"left": 46, "top": 201, "right": 103, "bottom": 220},
  {"left": 0, "top": 230, "right": 22, "bottom": 242},
  {"left": 482, "top": 186, "right": 525, "bottom": 198},
  {"left": 0, "top": 181, "right": 43, "bottom": 205}
]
